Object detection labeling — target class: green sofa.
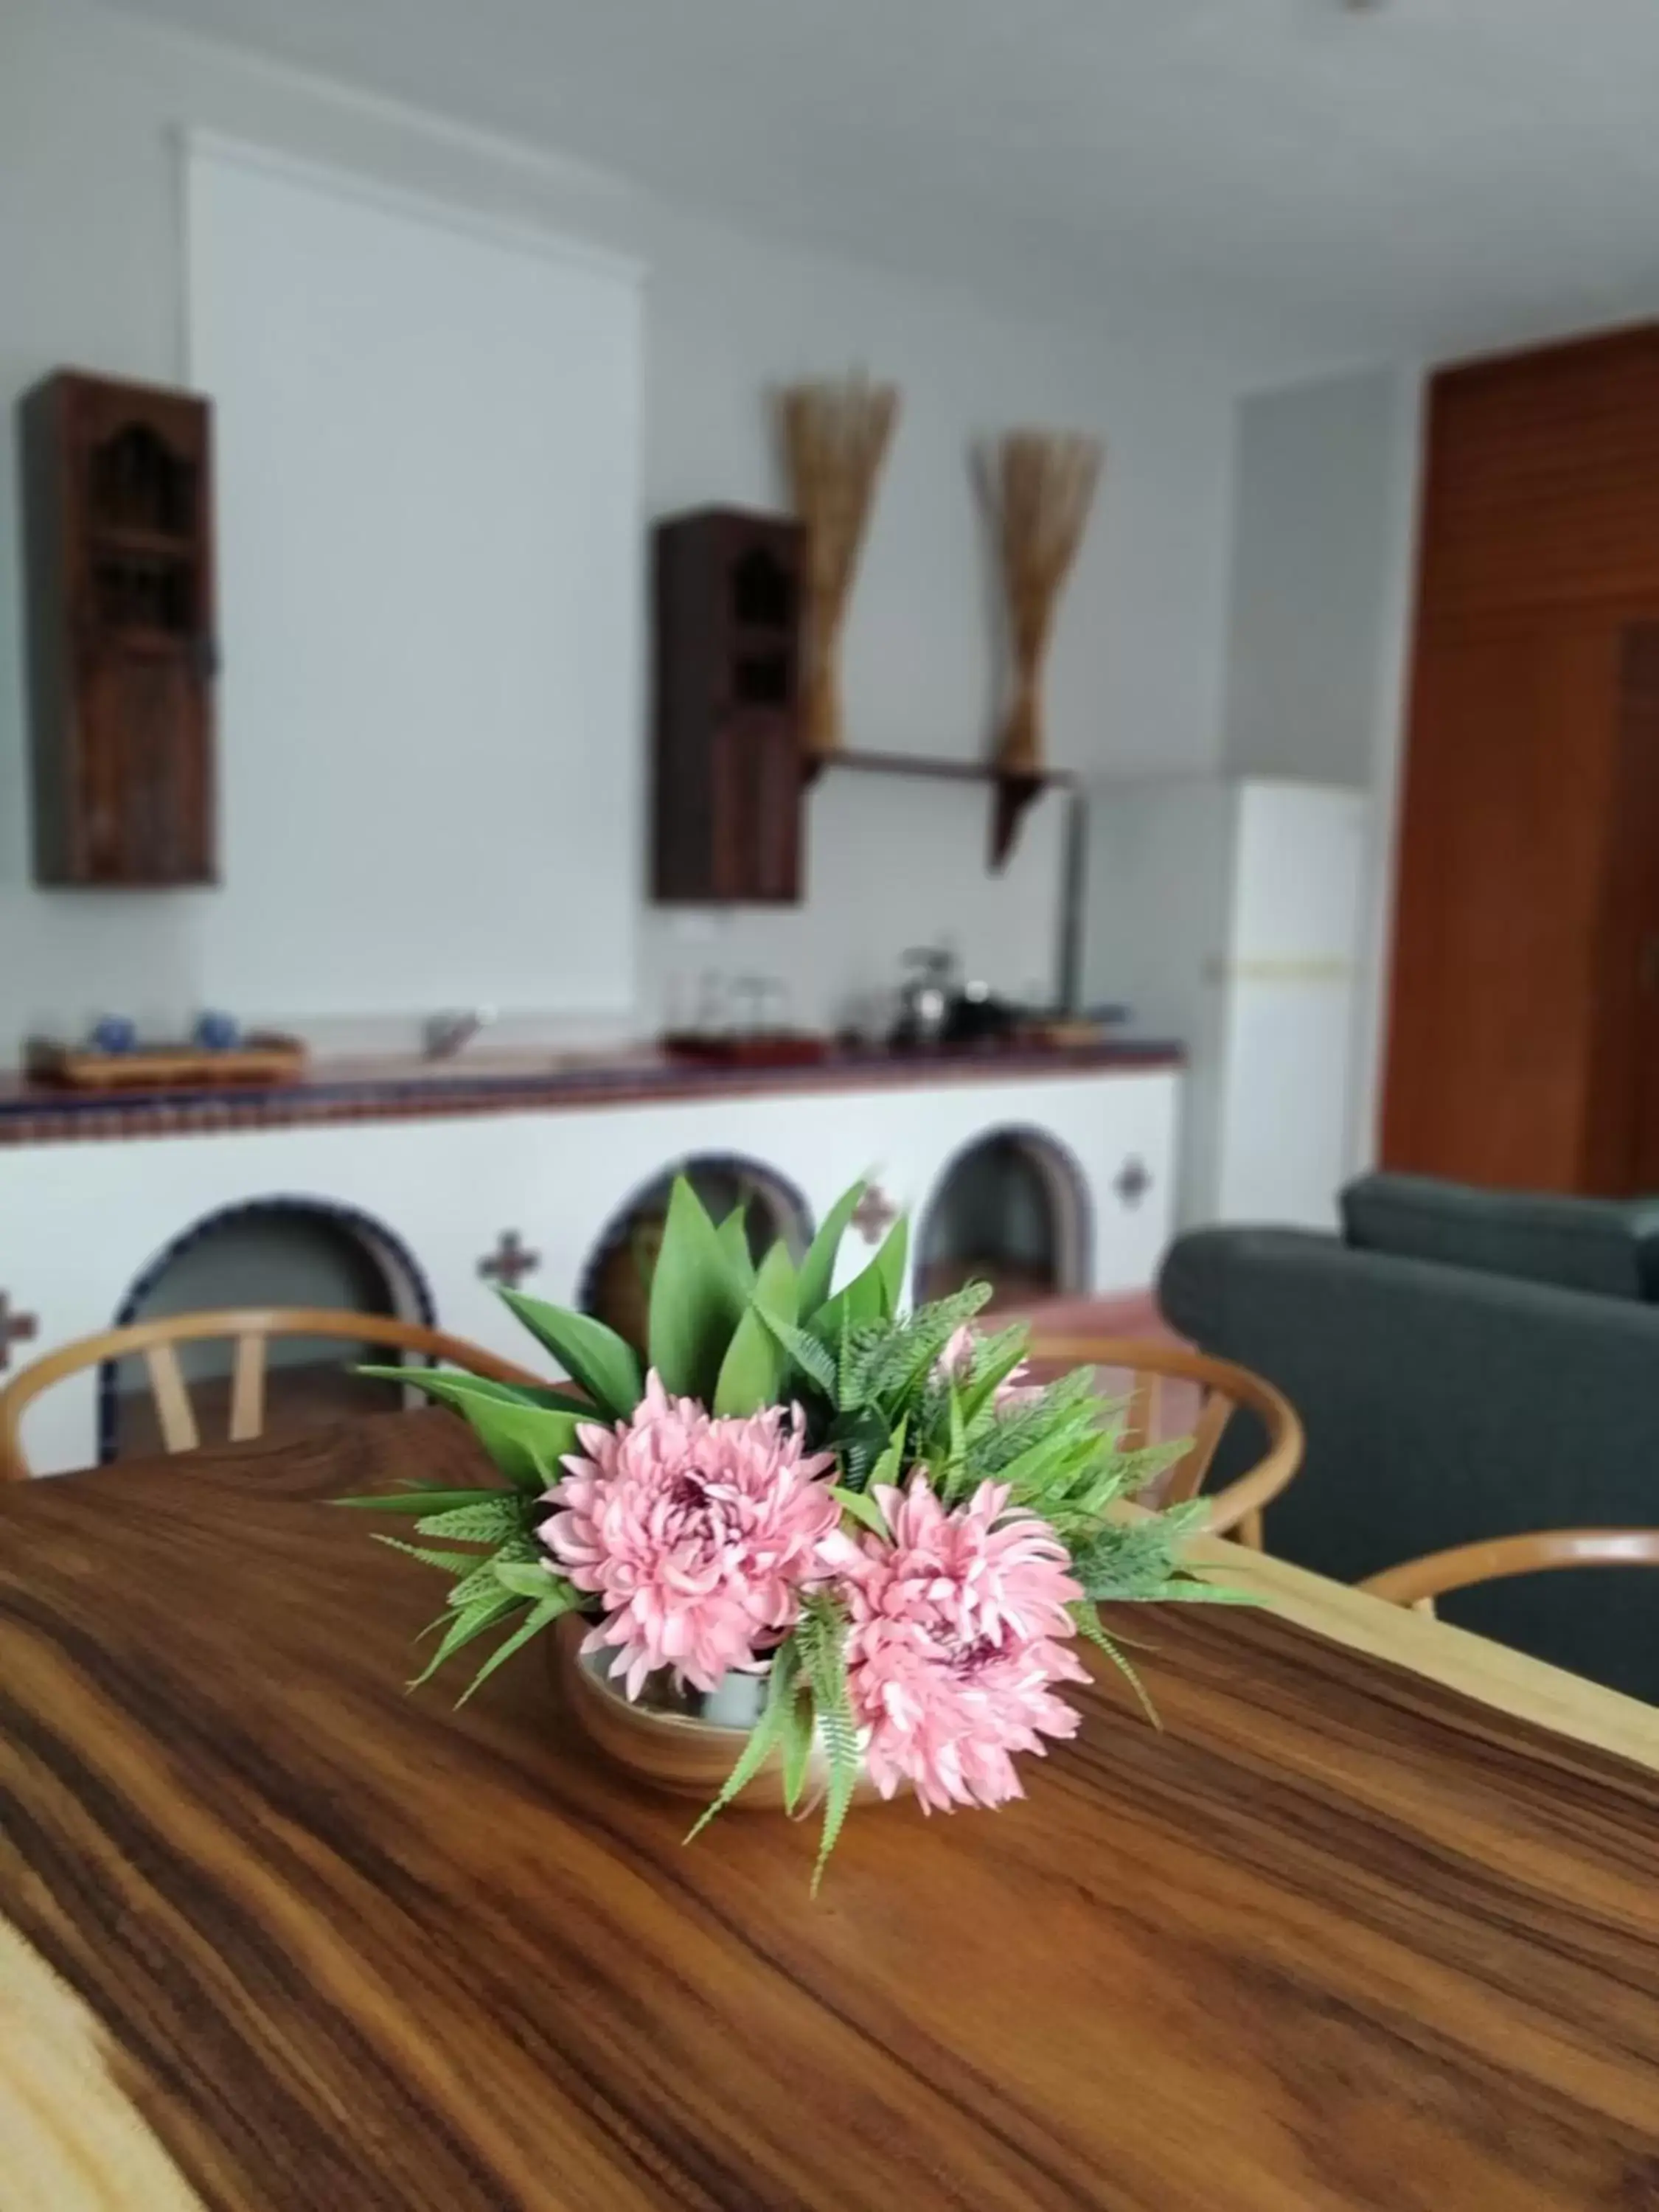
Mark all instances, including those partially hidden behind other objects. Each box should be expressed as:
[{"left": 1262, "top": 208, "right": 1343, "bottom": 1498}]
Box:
[{"left": 1158, "top": 1174, "right": 1659, "bottom": 1706}]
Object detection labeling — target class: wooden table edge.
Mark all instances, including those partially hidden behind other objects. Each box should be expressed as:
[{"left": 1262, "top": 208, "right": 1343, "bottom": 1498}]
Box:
[{"left": 1189, "top": 1530, "right": 1659, "bottom": 1775}]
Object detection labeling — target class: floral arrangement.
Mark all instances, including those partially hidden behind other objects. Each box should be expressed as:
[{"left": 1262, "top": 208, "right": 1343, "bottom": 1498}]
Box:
[{"left": 346, "top": 1178, "right": 1235, "bottom": 1885}]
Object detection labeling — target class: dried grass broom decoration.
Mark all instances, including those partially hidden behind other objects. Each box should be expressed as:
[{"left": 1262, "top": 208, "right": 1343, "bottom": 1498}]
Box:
[
  {"left": 984, "top": 431, "right": 1102, "bottom": 774},
  {"left": 779, "top": 375, "right": 900, "bottom": 761}
]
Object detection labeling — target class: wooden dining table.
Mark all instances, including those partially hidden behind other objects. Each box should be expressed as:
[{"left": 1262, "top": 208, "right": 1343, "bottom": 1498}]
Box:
[{"left": 3, "top": 1409, "right": 1658, "bottom": 2211}]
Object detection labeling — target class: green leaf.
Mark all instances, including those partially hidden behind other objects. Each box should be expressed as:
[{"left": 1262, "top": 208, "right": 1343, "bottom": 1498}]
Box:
[
  {"left": 496, "top": 1292, "right": 644, "bottom": 1419},
  {"left": 358, "top": 1366, "right": 587, "bottom": 1419},
  {"left": 361, "top": 1366, "right": 585, "bottom": 1493},
  {"left": 647, "top": 1177, "right": 749, "bottom": 1401},
  {"left": 813, "top": 1211, "right": 910, "bottom": 1346},
  {"left": 403, "top": 1370, "right": 591, "bottom": 1416},
  {"left": 829, "top": 1483, "right": 891, "bottom": 1540},
  {"left": 448, "top": 1557, "right": 521, "bottom": 1611},
  {"left": 990, "top": 1422, "right": 1079, "bottom": 1507},
  {"left": 685, "top": 1642, "right": 801, "bottom": 1842},
  {"left": 461, "top": 1400, "right": 580, "bottom": 1495},
  {"left": 955, "top": 1325, "right": 1034, "bottom": 1425},
  {"left": 492, "top": 1559, "right": 568, "bottom": 1600},
  {"left": 456, "top": 1588, "right": 580, "bottom": 1705},
  {"left": 714, "top": 1242, "right": 799, "bottom": 1416},
  {"left": 414, "top": 1497, "right": 530, "bottom": 1543},
  {"left": 333, "top": 1486, "right": 503, "bottom": 1515},
  {"left": 794, "top": 1180, "right": 866, "bottom": 1320},
  {"left": 810, "top": 1257, "right": 887, "bottom": 1352},
  {"left": 715, "top": 1206, "right": 757, "bottom": 1293},
  {"left": 753, "top": 1304, "right": 839, "bottom": 1399},
  {"left": 872, "top": 1214, "right": 909, "bottom": 1317},
  {"left": 866, "top": 1418, "right": 908, "bottom": 1495},
  {"left": 408, "top": 1591, "right": 524, "bottom": 1688}
]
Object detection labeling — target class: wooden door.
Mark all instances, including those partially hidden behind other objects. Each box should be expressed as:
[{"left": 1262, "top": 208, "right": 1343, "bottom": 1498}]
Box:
[
  {"left": 1587, "top": 627, "right": 1659, "bottom": 1191},
  {"left": 1383, "top": 612, "right": 1632, "bottom": 1189},
  {"left": 77, "top": 649, "right": 214, "bottom": 884},
  {"left": 710, "top": 717, "right": 801, "bottom": 902},
  {"left": 1384, "top": 326, "right": 1659, "bottom": 1194}
]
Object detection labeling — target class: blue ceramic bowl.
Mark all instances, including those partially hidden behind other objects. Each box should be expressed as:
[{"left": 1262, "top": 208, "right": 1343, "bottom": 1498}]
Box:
[{"left": 90, "top": 1015, "right": 138, "bottom": 1055}]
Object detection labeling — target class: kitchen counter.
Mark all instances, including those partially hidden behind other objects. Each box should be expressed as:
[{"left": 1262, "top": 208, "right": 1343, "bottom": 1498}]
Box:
[{"left": 0, "top": 1035, "right": 1184, "bottom": 1147}]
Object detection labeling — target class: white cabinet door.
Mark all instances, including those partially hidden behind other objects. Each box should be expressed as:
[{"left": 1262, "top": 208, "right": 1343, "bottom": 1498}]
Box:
[
  {"left": 1217, "top": 978, "right": 1354, "bottom": 1228},
  {"left": 1087, "top": 1071, "right": 1179, "bottom": 1291}
]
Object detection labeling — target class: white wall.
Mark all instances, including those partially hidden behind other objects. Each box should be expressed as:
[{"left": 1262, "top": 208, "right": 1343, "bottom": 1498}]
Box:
[
  {"left": 0, "top": 0, "right": 1243, "bottom": 1063},
  {"left": 187, "top": 138, "right": 644, "bottom": 1021},
  {"left": 1216, "top": 364, "right": 1427, "bottom": 1178},
  {"left": 1221, "top": 370, "right": 1409, "bottom": 787}
]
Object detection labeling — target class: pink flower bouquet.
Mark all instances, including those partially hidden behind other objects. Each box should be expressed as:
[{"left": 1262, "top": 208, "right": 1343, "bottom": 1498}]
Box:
[{"left": 348, "top": 1176, "right": 1231, "bottom": 1885}]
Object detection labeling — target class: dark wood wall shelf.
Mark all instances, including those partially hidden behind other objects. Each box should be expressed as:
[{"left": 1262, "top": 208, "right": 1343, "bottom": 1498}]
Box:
[
  {"left": 653, "top": 508, "right": 805, "bottom": 905},
  {"left": 800, "top": 749, "right": 1074, "bottom": 870},
  {"left": 19, "top": 369, "right": 218, "bottom": 887}
]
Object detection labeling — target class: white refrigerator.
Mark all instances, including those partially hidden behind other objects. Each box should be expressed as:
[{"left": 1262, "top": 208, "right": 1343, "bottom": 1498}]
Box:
[{"left": 1083, "top": 776, "right": 1368, "bottom": 1229}]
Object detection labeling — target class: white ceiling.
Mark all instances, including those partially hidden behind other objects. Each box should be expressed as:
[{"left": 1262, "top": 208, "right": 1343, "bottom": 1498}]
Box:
[{"left": 98, "top": 0, "right": 1659, "bottom": 375}]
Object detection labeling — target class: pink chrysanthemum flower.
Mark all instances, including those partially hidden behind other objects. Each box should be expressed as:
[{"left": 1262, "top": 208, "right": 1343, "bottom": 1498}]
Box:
[
  {"left": 541, "top": 1374, "right": 841, "bottom": 1698},
  {"left": 936, "top": 1323, "right": 1040, "bottom": 1409},
  {"left": 839, "top": 1475, "right": 1088, "bottom": 1813}
]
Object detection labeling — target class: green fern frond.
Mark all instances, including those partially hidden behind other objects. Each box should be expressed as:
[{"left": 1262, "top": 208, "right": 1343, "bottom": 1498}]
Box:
[
  {"left": 797, "top": 1590, "right": 859, "bottom": 1893},
  {"left": 778, "top": 1680, "right": 816, "bottom": 1815},
  {"left": 753, "top": 1307, "right": 839, "bottom": 1401},
  {"left": 432, "top": 1531, "right": 543, "bottom": 1613},
  {"left": 372, "top": 1537, "right": 490, "bottom": 1577},
  {"left": 970, "top": 1371, "right": 1096, "bottom": 1473},
  {"left": 837, "top": 1315, "right": 891, "bottom": 1411},
  {"left": 448, "top": 1558, "right": 515, "bottom": 1612},
  {"left": 1071, "top": 1503, "right": 1211, "bottom": 1602},
  {"left": 1071, "top": 1602, "right": 1161, "bottom": 1728},
  {"left": 414, "top": 1497, "right": 532, "bottom": 1544},
  {"left": 865, "top": 1284, "right": 991, "bottom": 1408},
  {"left": 828, "top": 1405, "right": 900, "bottom": 1490},
  {"left": 1110, "top": 1439, "right": 1191, "bottom": 1500}
]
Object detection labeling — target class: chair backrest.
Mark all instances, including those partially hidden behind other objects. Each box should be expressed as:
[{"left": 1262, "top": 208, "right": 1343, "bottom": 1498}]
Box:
[
  {"left": 1022, "top": 1333, "right": 1304, "bottom": 1549},
  {"left": 0, "top": 1308, "right": 545, "bottom": 1479},
  {"left": 1361, "top": 1528, "right": 1659, "bottom": 1615}
]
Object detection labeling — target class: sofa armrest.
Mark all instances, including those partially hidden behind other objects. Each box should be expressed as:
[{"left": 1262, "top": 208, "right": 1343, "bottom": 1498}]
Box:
[{"left": 1157, "top": 1225, "right": 1659, "bottom": 1703}]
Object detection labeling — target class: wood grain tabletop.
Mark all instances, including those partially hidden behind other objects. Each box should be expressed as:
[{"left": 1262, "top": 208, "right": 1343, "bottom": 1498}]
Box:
[{"left": 3, "top": 1410, "right": 1658, "bottom": 2212}]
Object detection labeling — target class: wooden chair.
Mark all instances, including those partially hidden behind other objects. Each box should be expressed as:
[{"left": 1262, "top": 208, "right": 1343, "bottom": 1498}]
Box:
[
  {"left": 1022, "top": 1335, "right": 1304, "bottom": 1550},
  {"left": 0, "top": 1309, "right": 545, "bottom": 1480},
  {"left": 1361, "top": 1528, "right": 1659, "bottom": 1616}
]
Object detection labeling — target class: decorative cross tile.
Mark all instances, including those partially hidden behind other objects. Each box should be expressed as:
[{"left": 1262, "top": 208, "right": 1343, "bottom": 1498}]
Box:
[
  {"left": 851, "top": 1185, "right": 897, "bottom": 1246},
  {"left": 479, "top": 1231, "right": 540, "bottom": 1289},
  {"left": 0, "top": 1293, "right": 39, "bottom": 1374},
  {"left": 1113, "top": 1157, "right": 1152, "bottom": 1209}
]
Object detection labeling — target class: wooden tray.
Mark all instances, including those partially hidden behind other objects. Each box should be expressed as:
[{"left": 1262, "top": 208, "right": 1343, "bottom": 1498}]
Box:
[
  {"left": 660, "top": 1031, "right": 830, "bottom": 1069},
  {"left": 27, "top": 1034, "right": 309, "bottom": 1091}
]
